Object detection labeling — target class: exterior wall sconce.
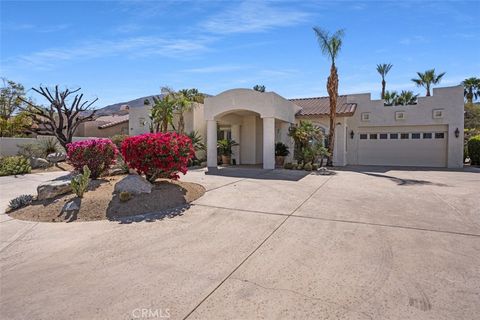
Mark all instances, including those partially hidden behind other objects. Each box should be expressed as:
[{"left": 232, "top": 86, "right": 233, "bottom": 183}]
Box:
[
  {"left": 454, "top": 128, "right": 460, "bottom": 138},
  {"left": 350, "top": 130, "right": 354, "bottom": 139}
]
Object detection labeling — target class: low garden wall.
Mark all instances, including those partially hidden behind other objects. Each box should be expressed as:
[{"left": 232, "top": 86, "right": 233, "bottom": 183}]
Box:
[{"left": 0, "top": 136, "right": 97, "bottom": 157}]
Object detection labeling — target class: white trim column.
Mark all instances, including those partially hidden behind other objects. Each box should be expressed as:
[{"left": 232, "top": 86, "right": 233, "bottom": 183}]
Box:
[
  {"left": 231, "top": 124, "right": 241, "bottom": 165},
  {"left": 207, "top": 120, "right": 217, "bottom": 168},
  {"left": 263, "top": 117, "right": 275, "bottom": 169}
]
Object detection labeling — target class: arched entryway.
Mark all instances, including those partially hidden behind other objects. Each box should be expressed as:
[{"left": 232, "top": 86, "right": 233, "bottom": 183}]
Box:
[{"left": 204, "top": 89, "right": 301, "bottom": 169}]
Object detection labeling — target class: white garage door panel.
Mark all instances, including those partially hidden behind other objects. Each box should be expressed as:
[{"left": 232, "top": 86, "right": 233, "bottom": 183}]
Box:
[{"left": 358, "top": 128, "right": 447, "bottom": 167}]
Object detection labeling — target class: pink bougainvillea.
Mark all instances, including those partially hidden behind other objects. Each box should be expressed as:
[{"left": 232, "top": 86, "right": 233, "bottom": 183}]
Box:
[
  {"left": 67, "top": 138, "right": 118, "bottom": 179},
  {"left": 121, "top": 132, "right": 194, "bottom": 182}
]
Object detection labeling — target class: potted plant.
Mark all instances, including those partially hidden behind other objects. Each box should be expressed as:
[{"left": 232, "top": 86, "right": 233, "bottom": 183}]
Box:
[
  {"left": 275, "top": 142, "right": 290, "bottom": 167},
  {"left": 217, "top": 139, "right": 239, "bottom": 165}
]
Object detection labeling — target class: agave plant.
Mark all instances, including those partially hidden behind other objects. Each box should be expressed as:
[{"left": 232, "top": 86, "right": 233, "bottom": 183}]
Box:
[{"left": 9, "top": 194, "right": 34, "bottom": 211}]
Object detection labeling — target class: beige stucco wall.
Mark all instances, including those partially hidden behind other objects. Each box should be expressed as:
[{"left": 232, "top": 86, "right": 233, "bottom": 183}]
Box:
[
  {"left": 204, "top": 89, "right": 301, "bottom": 123},
  {"left": 0, "top": 136, "right": 97, "bottom": 157},
  {"left": 76, "top": 121, "right": 128, "bottom": 138},
  {"left": 294, "top": 86, "right": 463, "bottom": 168},
  {"left": 344, "top": 85, "right": 464, "bottom": 168}
]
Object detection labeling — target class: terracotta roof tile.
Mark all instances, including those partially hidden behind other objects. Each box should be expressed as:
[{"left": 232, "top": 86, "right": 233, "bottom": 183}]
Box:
[{"left": 289, "top": 95, "right": 356, "bottom": 116}]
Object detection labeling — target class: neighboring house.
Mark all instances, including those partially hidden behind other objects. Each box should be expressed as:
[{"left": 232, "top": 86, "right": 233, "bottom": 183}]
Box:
[
  {"left": 129, "top": 85, "right": 464, "bottom": 169},
  {"left": 75, "top": 114, "right": 129, "bottom": 137}
]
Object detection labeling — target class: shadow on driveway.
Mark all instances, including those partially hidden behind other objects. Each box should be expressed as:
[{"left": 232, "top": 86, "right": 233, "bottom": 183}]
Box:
[{"left": 205, "top": 167, "right": 309, "bottom": 181}]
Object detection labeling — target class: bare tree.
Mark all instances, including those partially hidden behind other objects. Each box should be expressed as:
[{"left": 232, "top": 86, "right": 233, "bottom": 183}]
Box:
[{"left": 20, "top": 86, "right": 97, "bottom": 149}]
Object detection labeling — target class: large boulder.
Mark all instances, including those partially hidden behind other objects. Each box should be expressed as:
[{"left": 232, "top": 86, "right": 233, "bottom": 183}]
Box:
[
  {"left": 37, "top": 180, "right": 72, "bottom": 200},
  {"left": 47, "top": 152, "right": 66, "bottom": 164},
  {"left": 114, "top": 175, "right": 152, "bottom": 195},
  {"left": 30, "top": 157, "right": 50, "bottom": 169}
]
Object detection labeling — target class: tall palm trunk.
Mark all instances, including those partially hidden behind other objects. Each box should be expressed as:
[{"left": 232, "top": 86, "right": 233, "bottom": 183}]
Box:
[
  {"left": 178, "top": 112, "right": 185, "bottom": 134},
  {"left": 466, "top": 88, "right": 473, "bottom": 103},
  {"left": 426, "top": 84, "right": 431, "bottom": 96},
  {"left": 326, "top": 63, "right": 338, "bottom": 166},
  {"left": 381, "top": 79, "right": 386, "bottom": 99}
]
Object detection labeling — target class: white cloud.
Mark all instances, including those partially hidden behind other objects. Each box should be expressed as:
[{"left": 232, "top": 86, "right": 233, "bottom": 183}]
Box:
[
  {"left": 182, "top": 65, "right": 247, "bottom": 73},
  {"left": 8, "top": 36, "right": 212, "bottom": 70},
  {"left": 5, "top": 23, "right": 70, "bottom": 33},
  {"left": 201, "top": 0, "right": 310, "bottom": 34},
  {"left": 399, "top": 35, "right": 428, "bottom": 46}
]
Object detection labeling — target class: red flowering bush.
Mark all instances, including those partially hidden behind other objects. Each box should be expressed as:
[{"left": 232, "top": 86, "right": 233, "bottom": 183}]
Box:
[
  {"left": 121, "top": 132, "right": 194, "bottom": 182},
  {"left": 67, "top": 138, "right": 118, "bottom": 179}
]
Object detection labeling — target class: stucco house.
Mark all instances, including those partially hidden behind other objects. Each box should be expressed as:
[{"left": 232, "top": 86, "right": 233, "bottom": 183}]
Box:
[
  {"left": 129, "top": 85, "right": 464, "bottom": 169},
  {"left": 74, "top": 114, "right": 129, "bottom": 138}
]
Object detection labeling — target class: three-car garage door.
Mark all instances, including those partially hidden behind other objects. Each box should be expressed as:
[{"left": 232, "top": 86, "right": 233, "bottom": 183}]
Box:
[{"left": 357, "top": 126, "right": 448, "bottom": 167}]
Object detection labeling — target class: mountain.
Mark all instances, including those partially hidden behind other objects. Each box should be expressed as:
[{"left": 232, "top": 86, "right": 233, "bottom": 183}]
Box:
[
  {"left": 93, "top": 95, "right": 160, "bottom": 116},
  {"left": 91, "top": 91, "right": 210, "bottom": 116}
]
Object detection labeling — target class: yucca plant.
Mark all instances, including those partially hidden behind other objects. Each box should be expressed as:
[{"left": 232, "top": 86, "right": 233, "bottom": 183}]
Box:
[{"left": 71, "top": 165, "right": 91, "bottom": 198}]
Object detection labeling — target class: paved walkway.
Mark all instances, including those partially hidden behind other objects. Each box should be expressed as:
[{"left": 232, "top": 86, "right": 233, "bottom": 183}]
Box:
[{"left": 1, "top": 167, "right": 479, "bottom": 319}]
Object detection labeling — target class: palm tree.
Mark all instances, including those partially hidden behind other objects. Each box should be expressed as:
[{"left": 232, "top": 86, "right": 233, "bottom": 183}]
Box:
[
  {"left": 396, "top": 90, "right": 418, "bottom": 106},
  {"left": 383, "top": 90, "right": 398, "bottom": 106},
  {"left": 313, "top": 27, "right": 345, "bottom": 166},
  {"left": 145, "top": 94, "right": 176, "bottom": 133},
  {"left": 376, "top": 63, "right": 393, "bottom": 99},
  {"left": 462, "top": 77, "right": 480, "bottom": 103},
  {"left": 411, "top": 69, "right": 446, "bottom": 96},
  {"left": 162, "top": 87, "right": 204, "bottom": 134},
  {"left": 253, "top": 85, "right": 266, "bottom": 92}
]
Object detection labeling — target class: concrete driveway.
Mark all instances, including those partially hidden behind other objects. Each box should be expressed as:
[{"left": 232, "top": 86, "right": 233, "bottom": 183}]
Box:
[{"left": 1, "top": 167, "right": 479, "bottom": 319}]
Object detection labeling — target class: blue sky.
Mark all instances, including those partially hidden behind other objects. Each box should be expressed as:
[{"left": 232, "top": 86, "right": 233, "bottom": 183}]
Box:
[{"left": 1, "top": 0, "right": 479, "bottom": 107}]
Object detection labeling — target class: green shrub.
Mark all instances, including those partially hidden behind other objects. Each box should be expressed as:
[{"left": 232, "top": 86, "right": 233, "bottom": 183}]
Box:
[
  {"left": 17, "top": 143, "right": 43, "bottom": 159},
  {"left": 39, "top": 137, "right": 59, "bottom": 156},
  {"left": 296, "top": 163, "right": 304, "bottom": 170},
  {"left": 8, "top": 194, "right": 34, "bottom": 211},
  {"left": 312, "top": 163, "right": 319, "bottom": 171},
  {"left": 291, "top": 164, "right": 297, "bottom": 170},
  {"left": 284, "top": 162, "right": 293, "bottom": 169},
  {"left": 111, "top": 134, "right": 128, "bottom": 150},
  {"left": 71, "top": 165, "right": 91, "bottom": 198},
  {"left": 304, "top": 162, "right": 313, "bottom": 171},
  {"left": 0, "top": 156, "right": 31, "bottom": 176},
  {"left": 467, "top": 135, "right": 480, "bottom": 165},
  {"left": 119, "top": 191, "right": 132, "bottom": 202}
]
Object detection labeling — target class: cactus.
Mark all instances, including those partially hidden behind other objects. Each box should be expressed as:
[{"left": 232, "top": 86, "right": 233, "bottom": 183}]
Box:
[
  {"left": 71, "top": 165, "right": 91, "bottom": 198},
  {"left": 9, "top": 194, "right": 34, "bottom": 211},
  {"left": 119, "top": 191, "right": 132, "bottom": 202}
]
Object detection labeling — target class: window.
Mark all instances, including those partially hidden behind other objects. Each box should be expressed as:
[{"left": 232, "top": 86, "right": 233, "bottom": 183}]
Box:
[
  {"left": 423, "top": 133, "right": 432, "bottom": 139},
  {"left": 433, "top": 109, "right": 444, "bottom": 119},
  {"left": 139, "top": 117, "right": 146, "bottom": 127},
  {"left": 401, "top": 133, "right": 409, "bottom": 139},
  {"left": 379, "top": 133, "right": 388, "bottom": 139},
  {"left": 361, "top": 113, "right": 370, "bottom": 122},
  {"left": 395, "top": 111, "right": 406, "bottom": 120},
  {"left": 360, "top": 134, "right": 368, "bottom": 140},
  {"left": 369, "top": 133, "right": 378, "bottom": 140},
  {"left": 390, "top": 133, "right": 399, "bottom": 139},
  {"left": 411, "top": 133, "right": 421, "bottom": 139},
  {"left": 435, "top": 132, "right": 445, "bottom": 139}
]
